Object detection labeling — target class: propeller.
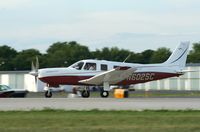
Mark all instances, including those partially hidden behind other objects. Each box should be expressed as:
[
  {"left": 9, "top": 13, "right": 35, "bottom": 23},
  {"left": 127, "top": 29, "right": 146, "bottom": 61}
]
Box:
[
  {"left": 36, "top": 56, "right": 39, "bottom": 72},
  {"left": 29, "top": 56, "right": 40, "bottom": 83}
]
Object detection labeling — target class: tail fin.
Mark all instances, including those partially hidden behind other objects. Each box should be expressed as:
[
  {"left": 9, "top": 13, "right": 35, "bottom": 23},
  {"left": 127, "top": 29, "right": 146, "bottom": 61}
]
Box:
[{"left": 164, "top": 42, "right": 189, "bottom": 68}]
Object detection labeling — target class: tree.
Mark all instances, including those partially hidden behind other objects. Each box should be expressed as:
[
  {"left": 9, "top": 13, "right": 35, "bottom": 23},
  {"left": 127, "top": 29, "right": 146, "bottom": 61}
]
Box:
[
  {"left": 2, "top": 41, "right": 200, "bottom": 71},
  {"left": 140, "top": 49, "right": 154, "bottom": 64},
  {"left": 46, "top": 41, "right": 91, "bottom": 67},
  {"left": 0, "top": 45, "right": 17, "bottom": 70},
  {"left": 110, "top": 48, "right": 130, "bottom": 62},
  {"left": 92, "top": 47, "right": 131, "bottom": 62},
  {"left": 150, "top": 47, "right": 171, "bottom": 63},
  {"left": 187, "top": 42, "right": 200, "bottom": 63},
  {"left": 12, "top": 49, "right": 41, "bottom": 70}
]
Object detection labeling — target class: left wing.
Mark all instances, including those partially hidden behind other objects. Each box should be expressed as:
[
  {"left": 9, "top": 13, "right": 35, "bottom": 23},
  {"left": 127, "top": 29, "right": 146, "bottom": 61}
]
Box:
[{"left": 79, "top": 66, "right": 137, "bottom": 85}]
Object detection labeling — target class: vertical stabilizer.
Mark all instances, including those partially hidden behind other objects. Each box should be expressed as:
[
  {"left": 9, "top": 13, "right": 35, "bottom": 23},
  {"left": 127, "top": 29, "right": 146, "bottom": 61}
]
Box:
[{"left": 164, "top": 42, "right": 189, "bottom": 68}]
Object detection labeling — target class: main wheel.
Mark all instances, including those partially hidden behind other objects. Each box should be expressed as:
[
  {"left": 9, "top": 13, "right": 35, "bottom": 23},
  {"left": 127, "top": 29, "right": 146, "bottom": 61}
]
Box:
[
  {"left": 45, "top": 91, "right": 52, "bottom": 98},
  {"left": 100, "top": 91, "right": 109, "bottom": 98},
  {"left": 81, "top": 90, "right": 90, "bottom": 98}
]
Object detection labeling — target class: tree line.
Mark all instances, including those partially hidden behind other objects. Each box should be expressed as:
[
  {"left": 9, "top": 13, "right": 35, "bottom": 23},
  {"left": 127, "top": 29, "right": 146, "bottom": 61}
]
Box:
[{"left": 0, "top": 41, "right": 199, "bottom": 71}]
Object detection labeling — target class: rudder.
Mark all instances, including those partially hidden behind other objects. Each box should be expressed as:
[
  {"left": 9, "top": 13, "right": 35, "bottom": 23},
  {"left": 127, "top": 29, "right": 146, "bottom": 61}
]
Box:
[{"left": 164, "top": 42, "right": 189, "bottom": 68}]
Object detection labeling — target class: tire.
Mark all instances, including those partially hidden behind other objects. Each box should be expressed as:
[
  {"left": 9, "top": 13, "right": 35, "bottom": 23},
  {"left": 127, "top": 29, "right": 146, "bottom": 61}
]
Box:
[
  {"left": 45, "top": 91, "right": 52, "bottom": 98},
  {"left": 100, "top": 91, "right": 109, "bottom": 98},
  {"left": 81, "top": 90, "right": 90, "bottom": 98}
]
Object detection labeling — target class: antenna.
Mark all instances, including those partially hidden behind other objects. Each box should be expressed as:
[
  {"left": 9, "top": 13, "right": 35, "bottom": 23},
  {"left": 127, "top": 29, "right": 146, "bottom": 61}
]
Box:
[{"left": 123, "top": 54, "right": 131, "bottom": 63}]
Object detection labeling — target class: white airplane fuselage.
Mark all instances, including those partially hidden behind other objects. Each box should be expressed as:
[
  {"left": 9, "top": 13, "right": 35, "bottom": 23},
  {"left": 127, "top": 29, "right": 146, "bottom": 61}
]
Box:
[{"left": 38, "top": 60, "right": 182, "bottom": 87}]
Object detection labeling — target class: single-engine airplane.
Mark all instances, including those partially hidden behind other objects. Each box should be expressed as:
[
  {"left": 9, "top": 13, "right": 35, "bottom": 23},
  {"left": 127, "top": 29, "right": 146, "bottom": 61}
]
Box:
[{"left": 30, "top": 42, "right": 189, "bottom": 98}]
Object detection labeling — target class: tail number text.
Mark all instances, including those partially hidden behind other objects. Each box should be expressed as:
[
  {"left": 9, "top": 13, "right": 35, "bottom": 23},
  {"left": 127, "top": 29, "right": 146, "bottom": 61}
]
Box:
[{"left": 127, "top": 73, "right": 155, "bottom": 81}]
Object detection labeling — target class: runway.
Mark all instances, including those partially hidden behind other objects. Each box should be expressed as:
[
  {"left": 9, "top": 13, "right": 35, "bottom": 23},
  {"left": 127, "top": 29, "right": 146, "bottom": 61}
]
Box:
[{"left": 1, "top": 98, "right": 200, "bottom": 111}]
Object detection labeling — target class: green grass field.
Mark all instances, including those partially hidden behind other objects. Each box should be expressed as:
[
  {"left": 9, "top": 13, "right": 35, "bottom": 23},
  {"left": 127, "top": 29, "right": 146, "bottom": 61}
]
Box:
[{"left": 1, "top": 110, "right": 200, "bottom": 132}]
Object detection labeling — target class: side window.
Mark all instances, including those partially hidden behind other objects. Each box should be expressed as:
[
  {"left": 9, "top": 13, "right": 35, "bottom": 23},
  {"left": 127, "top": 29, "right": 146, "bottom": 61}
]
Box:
[
  {"left": 84, "top": 63, "right": 96, "bottom": 71},
  {"left": 101, "top": 64, "right": 108, "bottom": 71}
]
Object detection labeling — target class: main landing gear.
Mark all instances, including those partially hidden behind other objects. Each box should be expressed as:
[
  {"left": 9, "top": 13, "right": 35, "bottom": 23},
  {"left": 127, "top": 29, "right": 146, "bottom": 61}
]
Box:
[
  {"left": 100, "top": 90, "right": 109, "bottom": 98},
  {"left": 81, "top": 89, "right": 110, "bottom": 98},
  {"left": 100, "top": 82, "right": 110, "bottom": 98},
  {"left": 81, "top": 87, "right": 90, "bottom": 98},
  {"left": 81, "top": 89, "right": 109, "bottom": 98},
  {"left": 80, "top": 86, "right": 110, "bottom": 98}
]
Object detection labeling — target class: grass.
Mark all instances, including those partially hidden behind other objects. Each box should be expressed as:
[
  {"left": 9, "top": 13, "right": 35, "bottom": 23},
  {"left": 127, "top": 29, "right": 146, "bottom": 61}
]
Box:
[{"left": 0, "top": 109, "right": 200, "bottom": 132}]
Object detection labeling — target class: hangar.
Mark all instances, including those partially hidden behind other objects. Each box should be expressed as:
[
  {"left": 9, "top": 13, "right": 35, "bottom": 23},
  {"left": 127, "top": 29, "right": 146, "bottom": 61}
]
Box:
[
  {"left": 135, "top": 64, "right": 200, "bottom": 91},
  {"left": 0, "top": 64, "right": 199, "bottom": 92}
]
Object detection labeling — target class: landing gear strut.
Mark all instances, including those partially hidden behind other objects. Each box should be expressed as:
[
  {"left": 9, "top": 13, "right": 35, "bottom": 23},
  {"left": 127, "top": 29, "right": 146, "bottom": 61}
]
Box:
[
  {"left": 81, "top": 87, "right": 90, "bottom": 98},
  {"left": 100, "top": 82, "right": 110, "bottom": 98},
  {"left": 45, "top": 90, "right": 52, "bottom": 98}
]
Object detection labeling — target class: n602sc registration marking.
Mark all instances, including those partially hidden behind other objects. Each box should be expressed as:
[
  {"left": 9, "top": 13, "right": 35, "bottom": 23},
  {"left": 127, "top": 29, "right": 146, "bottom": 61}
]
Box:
[{"left": 127, "top": 73, "right": 155, "bottom": 81}]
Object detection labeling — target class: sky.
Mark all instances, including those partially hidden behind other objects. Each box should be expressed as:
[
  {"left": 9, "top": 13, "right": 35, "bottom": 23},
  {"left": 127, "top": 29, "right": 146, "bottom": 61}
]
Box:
[{"left": 0, "top": 0, "right": 200, "bottom": 53}]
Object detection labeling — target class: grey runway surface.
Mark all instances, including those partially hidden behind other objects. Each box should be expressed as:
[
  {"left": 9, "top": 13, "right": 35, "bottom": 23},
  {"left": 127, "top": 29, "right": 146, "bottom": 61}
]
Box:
[{"left": 1, "top": 98, "right": 200, "bottom": 111}]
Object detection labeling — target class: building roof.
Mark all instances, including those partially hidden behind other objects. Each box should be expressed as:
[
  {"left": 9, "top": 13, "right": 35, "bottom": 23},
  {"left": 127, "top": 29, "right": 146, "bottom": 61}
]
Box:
[{"left": 0, "top": 71, "right": 30, "bottom": 74}]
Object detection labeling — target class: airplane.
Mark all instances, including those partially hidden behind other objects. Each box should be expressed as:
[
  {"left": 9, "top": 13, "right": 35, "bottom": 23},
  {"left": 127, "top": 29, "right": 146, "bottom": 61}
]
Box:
[{"left": 30, "top": 42, "right": 190, "bottom": 98}]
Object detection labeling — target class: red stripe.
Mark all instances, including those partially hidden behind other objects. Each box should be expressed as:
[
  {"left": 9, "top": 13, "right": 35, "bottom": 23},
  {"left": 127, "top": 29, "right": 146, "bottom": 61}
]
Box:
[
  {"left": 39, "top": 76, "right": 93, "bottom": 86},
  {"left": 39, "top": 72, "right": 182, "bottom": 86}
]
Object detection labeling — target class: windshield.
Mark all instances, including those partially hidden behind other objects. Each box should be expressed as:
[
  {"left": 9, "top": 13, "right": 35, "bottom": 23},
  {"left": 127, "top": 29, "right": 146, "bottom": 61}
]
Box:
[
  {"left": 0, "top": 85, "right": 11, "bottom": 91},
  {"left": 70, "top": 61, "right": 84, "bottom": 70}
]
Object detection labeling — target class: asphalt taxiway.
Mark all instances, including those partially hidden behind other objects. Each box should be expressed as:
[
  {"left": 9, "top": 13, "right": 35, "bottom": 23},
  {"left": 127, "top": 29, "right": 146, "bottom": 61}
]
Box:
[{"left": 1, "top": 98, "right": 200, "bottom": 111}]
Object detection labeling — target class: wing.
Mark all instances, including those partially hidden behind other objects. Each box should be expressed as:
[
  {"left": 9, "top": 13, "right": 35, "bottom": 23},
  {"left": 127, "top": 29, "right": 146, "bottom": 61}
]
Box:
[{"left": 79, "top": 66, "right": 137, "bottom": 85}]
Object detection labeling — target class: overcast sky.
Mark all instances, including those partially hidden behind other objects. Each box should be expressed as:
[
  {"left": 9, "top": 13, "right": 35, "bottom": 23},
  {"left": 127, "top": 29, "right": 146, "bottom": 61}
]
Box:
[{"left": 0, "top": 0, "right": 200, "bottom": 52}]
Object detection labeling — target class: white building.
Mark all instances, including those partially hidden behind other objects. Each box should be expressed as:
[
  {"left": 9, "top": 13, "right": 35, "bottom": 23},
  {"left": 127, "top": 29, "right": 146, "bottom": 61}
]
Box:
[
  {"left": 134, "top": 64, "right": 200, "bottom": 91},
  {"left": 0, "top": 71, "right": 39, "bottom": 92},
  {"left": 0, "top": 64, "right": 199, "bottom": 92}
]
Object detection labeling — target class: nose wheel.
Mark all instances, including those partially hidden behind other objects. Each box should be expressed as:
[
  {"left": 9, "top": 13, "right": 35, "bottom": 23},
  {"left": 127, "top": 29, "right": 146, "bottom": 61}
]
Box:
[
  {"left": 100, "top": 91, "right": 109, "bottom": 98},
  {"left": 45, "top": 90, "right": 52, "bottom": 98}
]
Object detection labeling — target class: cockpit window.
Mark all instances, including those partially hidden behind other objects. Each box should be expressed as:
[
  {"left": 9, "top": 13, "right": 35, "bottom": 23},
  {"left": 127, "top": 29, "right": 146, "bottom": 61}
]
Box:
[
  {"left": 71, "top": 62, "right": 84, "bottom": 70},
  {"left": 84, "top": 63, "right": 96, "bottom": 71}
]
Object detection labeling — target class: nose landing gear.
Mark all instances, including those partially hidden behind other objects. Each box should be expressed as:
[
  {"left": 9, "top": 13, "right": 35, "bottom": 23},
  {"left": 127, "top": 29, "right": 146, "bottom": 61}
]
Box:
[{"left": 45, "top": 90, "right": 52, "bottom": 98}]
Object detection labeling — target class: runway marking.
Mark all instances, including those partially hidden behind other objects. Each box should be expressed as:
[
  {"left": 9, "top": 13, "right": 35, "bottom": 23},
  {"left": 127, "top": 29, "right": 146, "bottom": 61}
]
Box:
[{"left": 1, "top": 98, "right": 200, "bottom": 111}]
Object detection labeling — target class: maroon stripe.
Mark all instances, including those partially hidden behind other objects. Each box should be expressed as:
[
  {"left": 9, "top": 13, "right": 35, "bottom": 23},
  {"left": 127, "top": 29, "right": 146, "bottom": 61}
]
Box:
[
  {"left": 39, "top": 76, "right": 93, "bottom": 86},
  {"left": 39, "top": 72, "right": 182, "bottom": 86}
]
